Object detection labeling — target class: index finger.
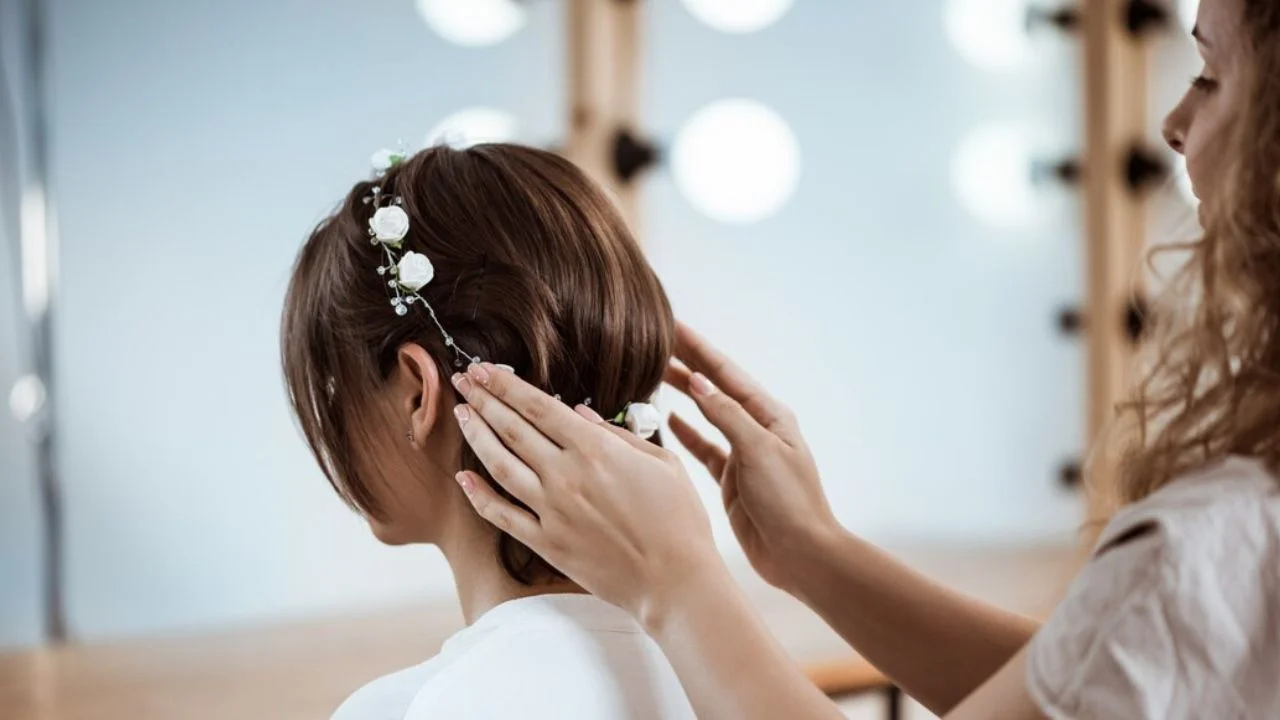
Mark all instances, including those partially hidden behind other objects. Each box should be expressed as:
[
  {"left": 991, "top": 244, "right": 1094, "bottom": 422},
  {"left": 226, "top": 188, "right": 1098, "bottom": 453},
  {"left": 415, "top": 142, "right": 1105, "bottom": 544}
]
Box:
[
  {"left": 673, "top": 321, "right": 787, "bottom": 432},
  {"left": 466, "top": 362, "right": 592, "bottom": 449}
]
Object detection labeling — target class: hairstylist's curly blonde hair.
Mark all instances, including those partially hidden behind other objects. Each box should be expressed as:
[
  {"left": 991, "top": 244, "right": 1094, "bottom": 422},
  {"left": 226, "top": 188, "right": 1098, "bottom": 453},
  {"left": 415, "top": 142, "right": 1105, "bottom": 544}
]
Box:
[{"left": 1105, "top": 1, "right": 1280, "bottom": 508}]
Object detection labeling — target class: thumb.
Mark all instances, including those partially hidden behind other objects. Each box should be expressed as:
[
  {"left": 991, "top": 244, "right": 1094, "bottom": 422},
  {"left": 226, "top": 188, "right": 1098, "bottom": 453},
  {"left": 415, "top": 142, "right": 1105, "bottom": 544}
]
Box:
[{"left": 687, "top": 372, "right": 764, "bottom": 448}]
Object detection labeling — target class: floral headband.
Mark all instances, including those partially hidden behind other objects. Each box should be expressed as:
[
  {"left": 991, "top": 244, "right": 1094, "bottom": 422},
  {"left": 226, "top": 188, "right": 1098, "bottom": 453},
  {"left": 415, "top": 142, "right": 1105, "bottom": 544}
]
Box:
[{"left": 363, "top": 147, "right": 660, "bottom": 440}]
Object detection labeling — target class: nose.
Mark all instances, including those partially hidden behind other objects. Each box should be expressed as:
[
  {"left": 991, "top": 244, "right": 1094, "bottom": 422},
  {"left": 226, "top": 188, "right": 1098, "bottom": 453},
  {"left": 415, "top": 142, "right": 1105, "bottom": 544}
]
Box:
[{"left": 1163, "top": 110, "right": 1186, "bottom": 155}]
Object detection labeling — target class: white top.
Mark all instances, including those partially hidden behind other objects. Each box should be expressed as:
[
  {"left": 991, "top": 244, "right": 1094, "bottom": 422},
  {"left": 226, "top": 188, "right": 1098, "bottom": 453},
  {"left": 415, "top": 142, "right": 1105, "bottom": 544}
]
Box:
[
  {"left": 332, "top": 593, "right": 696, "bottom": 720},
  {"left": 1028, "top": 455, "right": 1280, "bottom": 719}
]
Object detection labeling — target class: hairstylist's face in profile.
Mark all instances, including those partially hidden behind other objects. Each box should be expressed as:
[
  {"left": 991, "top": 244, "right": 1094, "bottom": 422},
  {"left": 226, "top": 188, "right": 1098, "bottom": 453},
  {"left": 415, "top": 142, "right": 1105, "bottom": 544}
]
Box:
[{"left": 1163, "top": 0, "right": 1246, "bottom": 205}]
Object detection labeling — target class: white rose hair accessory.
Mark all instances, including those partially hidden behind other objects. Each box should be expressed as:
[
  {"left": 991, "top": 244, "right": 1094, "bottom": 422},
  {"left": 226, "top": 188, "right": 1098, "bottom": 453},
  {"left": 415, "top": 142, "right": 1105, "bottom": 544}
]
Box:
[
  {"left": 370, "top": 206, "right": 410, "bottom": 243},
  {"left": 364, "top": 147, "right": 661, "bottom": 439},
  {"left": 363, "top": 150, "right": 483, "bottom": 369},
  {"left": 370, "top": 148, "right": 402, "bottom": 172},
  {"left": 396, "top": 251, "right": 435, "bottom": 292},
  {"left": 616, "top": 402, "right": 661, "bottom": 440}
]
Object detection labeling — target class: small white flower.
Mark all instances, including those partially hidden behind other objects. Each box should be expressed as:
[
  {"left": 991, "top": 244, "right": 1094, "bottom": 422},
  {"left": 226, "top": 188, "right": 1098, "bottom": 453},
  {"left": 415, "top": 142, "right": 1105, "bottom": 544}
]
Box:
[
  {"left": 397, "top": 251, "right": 435, "bottom": 292},
  {"left": 370, "top": 206, "right": 410, "bottom": 244},
  {"left": 624, "top": 403, "right": 661, "bottom": 440},
  {"left": 371, "top": 148, "right": 405, "bottom": 172}
]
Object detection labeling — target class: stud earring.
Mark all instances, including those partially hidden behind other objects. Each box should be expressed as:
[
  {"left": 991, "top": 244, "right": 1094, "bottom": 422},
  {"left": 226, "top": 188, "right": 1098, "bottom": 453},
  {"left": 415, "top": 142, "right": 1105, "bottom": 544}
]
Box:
[{"left": 406, "top": 428, "right": 414, "bottom": 444}]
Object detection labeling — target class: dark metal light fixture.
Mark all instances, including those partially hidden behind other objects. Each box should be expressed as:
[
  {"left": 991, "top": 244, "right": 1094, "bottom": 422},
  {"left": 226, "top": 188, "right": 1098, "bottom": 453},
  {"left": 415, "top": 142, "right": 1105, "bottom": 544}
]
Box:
[
  {"left": 1124, "top": 145, "right": 1169, "bottom": 195},
  {"left": 1025, "top": 4, "right": 1080, "bottom": 32},
  {"left": 612, "top": 128, "right": 660, "bottom": 185},
  {"left": 1124, "top": 0, "right": 1169, "bottom": 37}
]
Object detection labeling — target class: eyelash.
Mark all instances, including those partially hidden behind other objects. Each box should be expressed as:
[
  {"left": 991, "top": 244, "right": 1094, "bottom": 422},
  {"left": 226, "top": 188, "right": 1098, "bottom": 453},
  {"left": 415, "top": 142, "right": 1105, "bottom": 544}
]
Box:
[{"left": 1192, "top": 75, "right": 1218, "bottom": 92}]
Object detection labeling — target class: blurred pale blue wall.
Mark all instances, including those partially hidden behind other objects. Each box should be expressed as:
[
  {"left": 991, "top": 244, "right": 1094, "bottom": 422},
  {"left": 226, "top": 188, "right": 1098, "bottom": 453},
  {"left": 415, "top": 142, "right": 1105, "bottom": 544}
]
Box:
[
  {"left": 0, "top": 0, "right": 46, "bottom": 649},
  {"left": 0, "top": 214, "right": 42, "bottom": 650},
  {"left": 643, "top": 0, "right": 1086, "bottom": 550},
  {"left": 0, "top": 223, "right": 41, "bottom": 650},
  {"left": 20, "top": 0, "right": 1101, "bottom": 643},
  {"left": 48, "top": 0, "right": 563, "bottom": 641}
]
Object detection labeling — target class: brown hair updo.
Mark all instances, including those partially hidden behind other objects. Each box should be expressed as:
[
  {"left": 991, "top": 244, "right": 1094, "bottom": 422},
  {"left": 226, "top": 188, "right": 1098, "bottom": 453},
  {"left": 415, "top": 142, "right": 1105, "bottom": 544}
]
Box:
[{"left": 282, "top": 144, "right": 674, "bottom": 584}]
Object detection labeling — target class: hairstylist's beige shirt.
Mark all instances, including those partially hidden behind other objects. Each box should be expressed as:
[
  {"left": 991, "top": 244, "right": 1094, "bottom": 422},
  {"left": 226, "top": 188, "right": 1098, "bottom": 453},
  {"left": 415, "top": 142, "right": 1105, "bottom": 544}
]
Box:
[{"left": 1028, "top": 456, "right": 1280, "bottom": 719}]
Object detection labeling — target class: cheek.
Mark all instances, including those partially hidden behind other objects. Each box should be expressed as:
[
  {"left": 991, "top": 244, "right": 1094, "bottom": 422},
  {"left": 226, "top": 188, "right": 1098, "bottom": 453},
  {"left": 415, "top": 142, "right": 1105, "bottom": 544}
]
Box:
[
  {"left": 1183, "top": 106, "right": 1232, "bottom": 192},
  {"left": 1185, "top": 73, "right": 1248, "bottom": 188}
]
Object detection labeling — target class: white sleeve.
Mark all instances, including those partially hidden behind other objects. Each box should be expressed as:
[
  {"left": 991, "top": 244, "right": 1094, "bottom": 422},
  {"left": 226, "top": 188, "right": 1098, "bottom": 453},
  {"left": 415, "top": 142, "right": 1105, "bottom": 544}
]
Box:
[{"left": 1025, "top": 517, "right": 1249, "bottom": 719}]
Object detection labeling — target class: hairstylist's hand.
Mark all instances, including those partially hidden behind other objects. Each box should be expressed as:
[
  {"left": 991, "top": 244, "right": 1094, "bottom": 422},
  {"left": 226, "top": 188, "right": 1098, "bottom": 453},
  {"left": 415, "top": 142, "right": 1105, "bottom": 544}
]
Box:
[
  {"left": 449, "top": 362, "right": 724, "bottom": 623},
  {"left": 663, "top": 323, "right": 838, "bottom": 593}
]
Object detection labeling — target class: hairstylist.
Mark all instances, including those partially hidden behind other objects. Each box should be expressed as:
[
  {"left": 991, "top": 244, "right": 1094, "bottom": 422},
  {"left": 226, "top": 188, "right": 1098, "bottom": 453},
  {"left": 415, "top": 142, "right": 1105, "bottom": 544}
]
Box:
[{"left": 446, "top": 1, "right": 1280, "bottom": 716}]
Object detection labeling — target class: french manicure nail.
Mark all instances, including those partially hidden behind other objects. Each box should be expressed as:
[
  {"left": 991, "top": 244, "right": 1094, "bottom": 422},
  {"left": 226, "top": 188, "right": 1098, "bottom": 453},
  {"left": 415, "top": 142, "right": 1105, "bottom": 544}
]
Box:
[
  {"left": 453, "top": 373, "right": 473, "bottom": 395},
  {"left": 690, "top": 373, "right": 717, "bottom": 397},
  {"left": 575, "top": 404, "right": 605, "bottom": 423},
  {"left": 468, "top": 363, "right": 490, "bottom": 386},
  {"left": 456, "top": 472, "right": 474, "bottom": 494},
  {"left": 454, "top": 405, "right": 470, "bottom": 425}
]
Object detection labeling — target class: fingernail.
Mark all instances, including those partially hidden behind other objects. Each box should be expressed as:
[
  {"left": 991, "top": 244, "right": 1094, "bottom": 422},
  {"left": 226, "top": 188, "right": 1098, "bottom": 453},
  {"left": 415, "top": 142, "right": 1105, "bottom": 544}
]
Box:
[
  {"left": 456, "top": 472, "right": 474, "bottom": 494},
  {"left": 690, "top": 373, "right": 717, "bottom": 397},
  {"left": 453, "top": 404, "right": 470, "bottom": 425},
  {"left": 452, "top": 373, "right": 473, "bottom": 395},
  {"left": 575, "top": 404, "right": 605, "bottom": 423},
  {"left": 468, "top": 363, "right": 490, "bottom": 386}
]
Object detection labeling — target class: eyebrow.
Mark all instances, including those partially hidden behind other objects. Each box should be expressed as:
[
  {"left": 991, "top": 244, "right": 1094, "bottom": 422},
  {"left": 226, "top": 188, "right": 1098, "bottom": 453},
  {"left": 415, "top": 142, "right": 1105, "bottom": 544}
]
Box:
[{"left": 1192, "top": 25, "right": 1211, "bottom": 48}]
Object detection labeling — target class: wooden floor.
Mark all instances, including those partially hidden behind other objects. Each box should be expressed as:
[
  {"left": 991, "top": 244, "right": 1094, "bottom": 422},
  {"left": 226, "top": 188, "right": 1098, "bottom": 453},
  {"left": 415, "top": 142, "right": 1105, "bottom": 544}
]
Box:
[{"left": 0, "top": 543, "right": 1081, "bottom": 720}]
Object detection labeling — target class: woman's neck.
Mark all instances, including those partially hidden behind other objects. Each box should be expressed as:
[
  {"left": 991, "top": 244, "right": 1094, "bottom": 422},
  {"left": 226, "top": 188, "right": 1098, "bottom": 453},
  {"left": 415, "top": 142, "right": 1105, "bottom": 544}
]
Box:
[{"left": 437, "top": 506, "right": 584, "bottom": 625}]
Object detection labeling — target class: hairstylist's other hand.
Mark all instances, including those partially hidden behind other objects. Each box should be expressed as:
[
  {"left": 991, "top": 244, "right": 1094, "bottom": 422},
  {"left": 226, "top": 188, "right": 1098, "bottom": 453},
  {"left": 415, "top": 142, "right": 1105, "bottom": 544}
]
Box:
[
  {"left": 664, "top": 322, "right": 838, "bottom": 594},
  {"left": 450, "top": 363, "right": 723, "bottom": 624}
]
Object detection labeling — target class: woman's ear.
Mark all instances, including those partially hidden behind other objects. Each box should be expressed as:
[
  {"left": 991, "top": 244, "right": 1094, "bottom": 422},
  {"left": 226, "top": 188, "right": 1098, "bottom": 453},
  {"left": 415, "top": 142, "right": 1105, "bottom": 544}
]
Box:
[{"left": 395, "top": 343, "right": 444, "bottom": 448}]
